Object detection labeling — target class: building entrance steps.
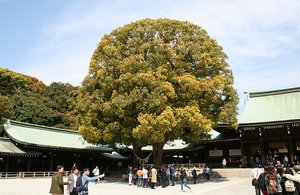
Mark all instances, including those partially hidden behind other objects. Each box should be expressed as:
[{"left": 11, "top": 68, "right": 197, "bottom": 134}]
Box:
[{"left": 212, "top": 168, "right": 260, "bottom": 178}]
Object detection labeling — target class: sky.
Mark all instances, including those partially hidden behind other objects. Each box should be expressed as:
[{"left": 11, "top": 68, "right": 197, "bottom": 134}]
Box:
[{"left": 1, "top": 0, "right": 300, "bottom": 106}]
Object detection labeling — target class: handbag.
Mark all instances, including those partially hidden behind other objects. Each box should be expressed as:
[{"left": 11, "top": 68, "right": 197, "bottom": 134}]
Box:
[
  {"left": 252, "top": 168, "right": 259, "bottom": 186},
  {"left": 252, "top": 178, "right": 258, "bottom": 186}
]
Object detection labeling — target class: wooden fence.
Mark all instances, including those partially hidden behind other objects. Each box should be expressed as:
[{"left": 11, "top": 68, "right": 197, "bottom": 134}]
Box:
[{"left": 0, "top": 171, "right": 70, "bottom": 179}]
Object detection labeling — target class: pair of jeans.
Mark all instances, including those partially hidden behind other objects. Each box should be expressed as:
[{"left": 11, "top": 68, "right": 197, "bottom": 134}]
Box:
[
  {"left": 142, "top": 178, "right": 148, "bottom": 187},
  {"left": 180, "top": 178, "right": 190, "bottom": 191},
  {"left": 205, "top": 173, "right": 210, "bottom": 180},
  {"left": 137, "top": 177, "right": 142, "bottom": 187},
  {"left": 171, "top": 175, "right": 175, "bottom": 186},
  {"left": 128, "top": 174, "right": 132, "bottom": 185}
]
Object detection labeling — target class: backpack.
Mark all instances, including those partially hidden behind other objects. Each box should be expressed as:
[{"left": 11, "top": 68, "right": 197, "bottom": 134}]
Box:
[
  {"left": 268, "top": 176, "right": 278, "bottom": 193},
  {"left": 257, "top": 173, "right": 266, "bottom": 189},
  {"left": 294, "top": 180, "right": 300, "bottom": 195},
  {"left": 285, "top": 180, "right": 295, "bottom": 192},
  {"left": 73, "top": 176, "right": 84, "bottom": 193}
]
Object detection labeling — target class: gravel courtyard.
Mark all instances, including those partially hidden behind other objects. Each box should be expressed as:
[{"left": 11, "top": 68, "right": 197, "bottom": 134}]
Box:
[{"left": 0, "top": 177, "right": 254, "bottom": 195}]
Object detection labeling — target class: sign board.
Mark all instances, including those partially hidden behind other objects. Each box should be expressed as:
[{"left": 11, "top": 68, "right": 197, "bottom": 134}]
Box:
[
  {"left": 229, "top": 149, "right": 241, "bottom": 156},
  {"left": 209, "top": 150, "right": 223, "bottom": 157},
  {"left": 279, "top": 148, "right": 288, "bottom": 153}
]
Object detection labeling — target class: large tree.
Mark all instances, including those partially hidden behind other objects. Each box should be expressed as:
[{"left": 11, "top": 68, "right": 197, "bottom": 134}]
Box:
[{"left": 78, "top": 18, "right": 238, "bottom": 165}]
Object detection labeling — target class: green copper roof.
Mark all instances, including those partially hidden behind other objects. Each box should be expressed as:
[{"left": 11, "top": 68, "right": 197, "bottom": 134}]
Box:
[
  {"left": 0, "top": 137, "right": 40, "bottom": 156},
  {"left": 239, "top": 87, "right": 300, "bottom": 124},
  {"left": 3, "top": 120, "right": 113, "bottom": 152}
]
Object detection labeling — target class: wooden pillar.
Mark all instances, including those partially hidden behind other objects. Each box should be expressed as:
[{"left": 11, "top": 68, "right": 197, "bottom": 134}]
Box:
[
  {"left": 50, "top": 152, "right": 54, "bottom": 171},
  {"left": 27, "top": 158, "right": 31, "bottom": 171},
  {"left": 240, "top": 141, "right": 245, "bottom": 167},
  {"left": 288, "top": 136, "right": 294, "bottom": 166},
  {"left": 5, "top": 157, "right": 9, "bottom": 172},
  {"left": 260, "top": 138, "right": 266, "bottom": 165}
]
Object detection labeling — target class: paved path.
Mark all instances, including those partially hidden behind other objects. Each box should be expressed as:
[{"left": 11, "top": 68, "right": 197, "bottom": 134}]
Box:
[{"left": 0, "top": 178, "right": 254, "bottom": 195}]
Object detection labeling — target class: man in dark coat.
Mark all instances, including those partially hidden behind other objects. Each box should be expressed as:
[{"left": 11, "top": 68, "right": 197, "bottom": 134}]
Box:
[{"left": 49, "top": 165, "right": 71, "bottom": 195}]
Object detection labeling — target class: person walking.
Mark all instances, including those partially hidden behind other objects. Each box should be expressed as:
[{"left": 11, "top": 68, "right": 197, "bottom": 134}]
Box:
[
  {"left": 265, "top": 166, "right": 282, "bottom": 195},
  {"left": 150, "top": 165, "right": 157, "bottom": 189},
  {"left": 166, "top": 165, "right": 171, "bottom": 186},
  {"left": 92, "top": 166, "right": 100, "bottom": 184},
  {"left": 137, "top": 167, "right": 143, "bottom": 187},
  {"left": 284, "top": 155, "right": 289, "bottom": 167},
  {"left": 142, "top": 166, "right": 148, "bottom": 188},
  {"left": 283, "top": 165, "right": 300, "bottom": 194},
  {"left": 67, "top": 166, "right": 81, "bottom": 195},
  {"left": 81, "top": 168, "right": 104, "bottom": 195},
  {"left": 281, "top": 168, "right": 296, "bottom": 195},
  {"left": 180, "top": 167, "right": 191, "bottom": 192},
  {"left": 204, "top": 165, "right": 211, "bottom": 181},
  {"left": 49, "top": 165, "right": 71, "bottom": 195},
  {"left": 252, "top": 165, "right": 262, "bottom": 195},
  {"left": 170, "top": 165, "right": 176, "bottom": 186},
  {"left": 128, "top": 166, "right": 133, "bottom": 186},
  {"left": 161, "top": 166, "right": 168, "bottom": 188},
  {"left": 192, "top": 167, "right": 197, "bottom": 184},
  {"left": 157, "top": 166, "right": 162, "bottom": 186},
  {"left": 222, "top": 158, "right": 227, "bottom": 168}
]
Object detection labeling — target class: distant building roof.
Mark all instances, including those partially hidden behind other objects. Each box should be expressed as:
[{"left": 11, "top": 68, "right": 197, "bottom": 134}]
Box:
[
  {"left": 0, "top": 137, "right": 40, "bottom": 157},
  {"left": 239, "top": 87, "right": 300, "bottom": 124},
  {"left": 3, "top": 120, "right": 113, "bottom": 153}
]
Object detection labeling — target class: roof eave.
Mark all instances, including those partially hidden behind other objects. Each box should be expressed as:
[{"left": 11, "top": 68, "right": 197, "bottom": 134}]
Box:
[{"left": 238, "top": 119, "right": 300, "bottom": 127}]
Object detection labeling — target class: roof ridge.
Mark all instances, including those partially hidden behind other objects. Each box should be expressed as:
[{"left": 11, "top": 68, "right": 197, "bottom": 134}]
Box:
[
  {"left": 247, "top": 87, "right": 300, "bottom": 98},
  {"left": 6, "top": 119, "right": 79, "bottom": 134}
]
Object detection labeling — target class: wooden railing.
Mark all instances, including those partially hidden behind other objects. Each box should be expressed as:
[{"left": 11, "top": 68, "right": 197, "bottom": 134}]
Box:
[{"left": 0, "top": 171, "right": 71, "bottom": 179}]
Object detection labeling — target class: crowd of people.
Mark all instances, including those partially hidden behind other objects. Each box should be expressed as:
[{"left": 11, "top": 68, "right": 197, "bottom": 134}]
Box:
[
  {"left": 49, "top": 163, "right": 212, "bottom": 194},
  {"left": 127, "top": 164, "right": 212, "bottom": 192},
  {"left": 49, "top": 165, "right": 104, "bottom": 195},
  {"left": 252, "top": 164, "right": 300, "bottom": 195},
  {"left": 128, "top": 164, "right": 192, "bottom": 191}
]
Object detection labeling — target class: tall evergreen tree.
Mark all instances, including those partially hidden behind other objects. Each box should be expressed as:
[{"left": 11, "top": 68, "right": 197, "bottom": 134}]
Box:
[{"left": 72, "top": 19, "right": 238, "bottom": 165}]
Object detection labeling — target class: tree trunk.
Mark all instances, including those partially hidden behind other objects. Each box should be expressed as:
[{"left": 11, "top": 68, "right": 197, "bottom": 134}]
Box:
[
  {"left": 132, "top": 145, "right": 142, "bottom": 167},
  {"left": 152, "top": 143, "right": 164, "bottom": 166}
]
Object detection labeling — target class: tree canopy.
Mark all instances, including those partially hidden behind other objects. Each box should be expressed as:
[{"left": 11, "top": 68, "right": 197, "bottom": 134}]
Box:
[
  {"left": 0, "top": 95, "right": 14, "bottom": 123},
  {"left": 77, "top": 18, "right": 238, "bottom": 164},
  {"left": 0, "top": 68, "right": 77, "bottom": 129}
]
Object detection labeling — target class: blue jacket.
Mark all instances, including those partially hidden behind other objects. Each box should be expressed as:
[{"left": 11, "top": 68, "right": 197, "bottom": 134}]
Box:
[{"left": 81, "top": 174, "right": 98, "bottom": 192}]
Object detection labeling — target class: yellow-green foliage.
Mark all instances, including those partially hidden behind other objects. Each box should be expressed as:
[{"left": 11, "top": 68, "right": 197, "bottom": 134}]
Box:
[{"left": 77, "top": 18, "right": 238, "bottom": 147}]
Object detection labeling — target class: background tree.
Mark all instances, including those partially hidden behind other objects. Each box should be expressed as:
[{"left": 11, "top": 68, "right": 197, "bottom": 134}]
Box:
[
  {"left": 44, "top": 82, "right": 79, "bottom": 128},
  {"left": 78, "top": 18, "right": 238, "bottom": 165},
  {"left": 0, "top": 68, "right": 76, "bottom": 129},
  {"left": 0, "top": 95, "right": 14, "bottom": 123},
  {"left": 0, "top": 68, "right": 28, "bottom": 95}
]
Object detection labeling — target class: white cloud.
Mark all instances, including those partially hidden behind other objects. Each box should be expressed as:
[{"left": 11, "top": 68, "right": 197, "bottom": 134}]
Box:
[{"left": 19, "top": 0, "right": 300, "bottom": 95}]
